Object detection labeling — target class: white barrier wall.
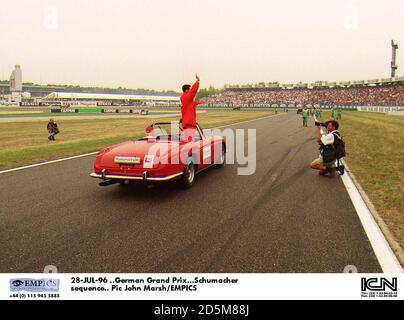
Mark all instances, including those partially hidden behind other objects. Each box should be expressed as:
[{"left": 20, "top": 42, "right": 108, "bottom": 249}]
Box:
[{"left": 357, "top": 106, "right": 404, "bottom": 113}]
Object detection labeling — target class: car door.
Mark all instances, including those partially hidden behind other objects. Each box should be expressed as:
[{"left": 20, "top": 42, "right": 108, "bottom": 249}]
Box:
[{"left": 195, "top": 125, "right": 213, "bottom": 169}]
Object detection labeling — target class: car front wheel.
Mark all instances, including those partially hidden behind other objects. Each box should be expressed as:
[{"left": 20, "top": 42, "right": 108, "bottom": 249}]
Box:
[{"left": 181, "top": 162, "right": 196, "bottom": 188}]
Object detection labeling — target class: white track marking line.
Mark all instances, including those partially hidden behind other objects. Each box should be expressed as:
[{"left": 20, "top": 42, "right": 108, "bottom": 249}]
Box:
[
  {"left": 340, "top": 171, "right": 403, "bottom": 273},
  {"left": 0, "top": 152, "right": 98, "bottom": 174},
  {"left": 0, "top": 113, "right": 281, "bottom": 174}
]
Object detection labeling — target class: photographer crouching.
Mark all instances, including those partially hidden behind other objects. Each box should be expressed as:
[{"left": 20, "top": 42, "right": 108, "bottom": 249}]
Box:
[{"left": 310, "top": 119, "right": 345, "bottom": 177}]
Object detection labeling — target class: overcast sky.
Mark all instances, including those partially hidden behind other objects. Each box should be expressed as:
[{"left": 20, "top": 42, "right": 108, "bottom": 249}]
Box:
[{"left": 0, "top": 0, "right": 403, "bottom": 90}]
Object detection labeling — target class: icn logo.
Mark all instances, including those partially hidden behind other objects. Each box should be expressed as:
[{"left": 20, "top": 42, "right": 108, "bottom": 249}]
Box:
[
  {"left": 360, "top": 277, "right": 398, "bottom": 298},
  {"left": 361, "top": 278, "right": 397, "bottom": 292}
]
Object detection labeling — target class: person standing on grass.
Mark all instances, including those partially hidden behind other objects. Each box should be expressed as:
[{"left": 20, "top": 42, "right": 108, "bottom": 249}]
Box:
[
  {"left": 47, "top": 118, "right": 59, "bottom": 141},
  {"left": 302, "top": 108, "right": 309, "bottom": 127},
  {"left": 180, "top": 74, "right": 203, "bottom": 142},
  {"left": 336, "top": 107, "right": 342, "bottom": 120}
]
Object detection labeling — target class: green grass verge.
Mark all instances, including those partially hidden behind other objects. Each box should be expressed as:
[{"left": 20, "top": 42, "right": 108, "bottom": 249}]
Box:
[
  {"left": 0, "top": 111, "right": 273, "bottom": 169},
  {"left": 320, "top": 111, "right": 404, "bottom": 248},
  {"left": 0, "top": 133, "right": 144, "bottom": 168}
]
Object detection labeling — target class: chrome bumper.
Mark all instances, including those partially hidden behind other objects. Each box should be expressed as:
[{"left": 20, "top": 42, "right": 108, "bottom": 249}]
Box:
[{"left": 90, "top": 171, "right": 183, "bottom": 182}]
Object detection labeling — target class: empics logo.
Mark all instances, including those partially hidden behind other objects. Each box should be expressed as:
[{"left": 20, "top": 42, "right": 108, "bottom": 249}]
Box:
[
  {"left": 11, "top": 280, "right": 24, "bottom": 287},
  {"left": 10, "top": 278, "right": 60, "bottom": 292},
  {"left": 361, "top": 277, "right": 397, "bottom": 298}
]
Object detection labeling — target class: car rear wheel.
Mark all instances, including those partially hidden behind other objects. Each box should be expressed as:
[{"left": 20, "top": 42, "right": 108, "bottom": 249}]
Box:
[
  {"left": 181, "top": 162, "right": 196, "bottom": 188},
  {"left": 216, "top": 144, "right": 226, "bottom": 168}
]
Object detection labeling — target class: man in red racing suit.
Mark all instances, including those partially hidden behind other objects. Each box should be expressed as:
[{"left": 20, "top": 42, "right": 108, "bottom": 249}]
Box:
[{"left": 181, "top": 74, "right": 202, "bottom": 142}]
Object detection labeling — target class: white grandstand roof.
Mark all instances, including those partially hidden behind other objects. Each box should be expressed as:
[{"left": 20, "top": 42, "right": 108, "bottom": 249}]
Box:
[{"left": 46, "top": 92, "right": 180, "bottom": 101}]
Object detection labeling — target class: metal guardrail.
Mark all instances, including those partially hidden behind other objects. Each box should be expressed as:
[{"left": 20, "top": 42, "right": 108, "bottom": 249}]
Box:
[
  {"left": 200, "top": 104, "right": 359, "bottom": 110},
  {"left": 50, "top": 108, "right": 149, "bottom": 114}
]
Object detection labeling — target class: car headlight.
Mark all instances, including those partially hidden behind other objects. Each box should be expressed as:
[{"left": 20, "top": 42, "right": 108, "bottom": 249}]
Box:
[{"left": 143, "top": 155, "right": 155, "bottom": 169}]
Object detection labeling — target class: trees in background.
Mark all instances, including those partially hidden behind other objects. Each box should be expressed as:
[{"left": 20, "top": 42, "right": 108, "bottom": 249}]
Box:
[{"left": 197, "top": 86, "right": 224, "bottom": 99}]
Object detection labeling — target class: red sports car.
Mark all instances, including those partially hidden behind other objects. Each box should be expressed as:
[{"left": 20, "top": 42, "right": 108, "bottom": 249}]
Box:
[{"left": 90, "top": 121, "right": 226, "bottom": 188}]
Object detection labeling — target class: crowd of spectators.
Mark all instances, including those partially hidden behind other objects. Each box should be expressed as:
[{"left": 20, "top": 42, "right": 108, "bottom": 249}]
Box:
[{"left": 205, "top": 85, "right": 403, "bottom": 106}]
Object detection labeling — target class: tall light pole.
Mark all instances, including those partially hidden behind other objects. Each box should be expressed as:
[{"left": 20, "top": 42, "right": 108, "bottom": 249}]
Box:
[{"left": 391, "top": 40, "right": 398, "bottom": 78}]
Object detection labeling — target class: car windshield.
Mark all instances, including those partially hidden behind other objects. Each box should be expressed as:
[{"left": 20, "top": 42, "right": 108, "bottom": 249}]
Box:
[{"left": 148, "top": 122, "right": 182, "bottom": 140}]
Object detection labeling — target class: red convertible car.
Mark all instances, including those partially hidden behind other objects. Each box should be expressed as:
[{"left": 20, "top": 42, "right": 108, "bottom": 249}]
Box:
[{"left": 90, "top": 122, "right": 226, "bottom": 188}]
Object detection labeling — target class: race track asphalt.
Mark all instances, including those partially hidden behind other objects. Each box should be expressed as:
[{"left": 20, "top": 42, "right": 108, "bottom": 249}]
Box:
[{"left": 0, "top": 113, "right": 381, "bottom": 272}]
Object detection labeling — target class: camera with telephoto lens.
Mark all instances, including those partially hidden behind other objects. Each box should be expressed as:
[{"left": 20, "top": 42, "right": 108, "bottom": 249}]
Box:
[{"left": 315, "top": 121, "right": 327, "bottom": 127}]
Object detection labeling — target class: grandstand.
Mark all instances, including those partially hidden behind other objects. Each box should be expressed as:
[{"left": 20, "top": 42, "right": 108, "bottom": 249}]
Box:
[
  {"left": 207, "top": 77, "right": 404, "bottom": 107},
  {"left": 224, "top": 77, "right": 404, "bottom": 90}
]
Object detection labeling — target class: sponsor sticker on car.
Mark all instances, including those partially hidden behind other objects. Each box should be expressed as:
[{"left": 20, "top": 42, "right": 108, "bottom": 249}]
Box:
[
  {"left": 114, "top": 156, "right": 141, "bottom": 164},
  {"left": 143, "top": 155, "right": 154, "bottom": 168}
]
